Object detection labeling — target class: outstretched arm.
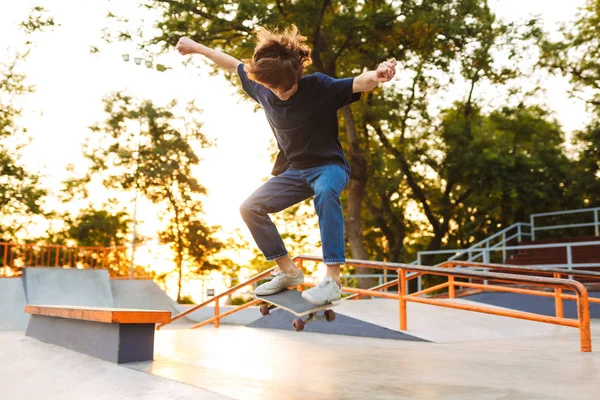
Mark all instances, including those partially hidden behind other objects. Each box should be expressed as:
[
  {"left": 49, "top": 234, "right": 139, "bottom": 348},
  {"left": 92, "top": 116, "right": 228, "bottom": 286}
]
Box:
[
  {"left": 176, "top": 37, "right": 241, "bottom": 73},
  {"left": 352, "top": 58, "right": 397, "bottom": 93}
]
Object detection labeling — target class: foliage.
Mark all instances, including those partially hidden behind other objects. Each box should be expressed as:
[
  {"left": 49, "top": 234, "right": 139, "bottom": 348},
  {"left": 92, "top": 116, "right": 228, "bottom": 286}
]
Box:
[
  {"left": 0, "top": 7, "right": 55, "bottom": 240},
  {"left": 70, "top": 92, "right": 223, "bottom": 300}
]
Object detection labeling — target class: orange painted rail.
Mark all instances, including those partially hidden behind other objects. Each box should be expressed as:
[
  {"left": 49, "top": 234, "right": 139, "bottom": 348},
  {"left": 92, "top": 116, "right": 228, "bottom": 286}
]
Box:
[
  {"left": 25, "top": 305, "right": 171, "bottom": 324},
  {"left": 436, "top": 260, "right": 600, "bottom": 317},
  {"left": 157, "top": 266, "right": 277, "bottom": 330},
  {"left": 0, "top": 242, "right": 129, "bottom": 277},
  {"left": 295, "top": 256, "right": 592, "bottom": 352},
  {"left": 157, "top": 255, "right": 593, "bottom": 352}
]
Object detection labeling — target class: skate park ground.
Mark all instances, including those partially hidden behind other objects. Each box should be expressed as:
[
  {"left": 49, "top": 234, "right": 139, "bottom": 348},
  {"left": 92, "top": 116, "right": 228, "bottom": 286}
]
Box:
[{"left": 2, "top": 298, "right": 600, "bottom": 400}]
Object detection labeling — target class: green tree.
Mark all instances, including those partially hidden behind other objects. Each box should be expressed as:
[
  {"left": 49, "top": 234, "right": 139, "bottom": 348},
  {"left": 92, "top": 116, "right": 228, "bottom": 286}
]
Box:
[
  {"left": 61, "top": 207, "right": 131, "bottom": 247},
  {"left": 538, "top": 0, "right": 600, "bottom": 209},
  {"left": 538, "top": 0, "right": 600, "bottom": 111},
  {"left": 0, "top": 8, "right": 55, "bottom": 240},
  {"left": 131, "top": 1, "right": 585, "bottom": 292},
  {"left": 78, "top": 92, "right": 222, "bottom": 301}
]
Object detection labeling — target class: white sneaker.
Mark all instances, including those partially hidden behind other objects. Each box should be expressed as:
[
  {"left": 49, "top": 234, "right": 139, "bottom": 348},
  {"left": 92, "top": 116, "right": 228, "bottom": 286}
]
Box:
[
  {"left": 255, "top": 269, "right": 304, "bottom": 296},
  {"left": 301, "top": 276, "right": 342, "bottom": 306}
]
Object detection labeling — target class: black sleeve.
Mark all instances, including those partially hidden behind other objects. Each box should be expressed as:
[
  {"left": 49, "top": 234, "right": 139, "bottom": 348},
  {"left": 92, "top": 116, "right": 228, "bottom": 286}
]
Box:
[
  {"left": 318, "top": 73, "right": 362, "bottom": 109},
  {"left": 237, "top": 63, "right": 262, "bottom": 103}
]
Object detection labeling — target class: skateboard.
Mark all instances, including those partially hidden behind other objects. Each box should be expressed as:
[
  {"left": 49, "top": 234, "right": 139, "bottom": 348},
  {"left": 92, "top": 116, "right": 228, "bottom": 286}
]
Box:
[{"left": 255, "top": 289, "right": 337, "bottom": 332}]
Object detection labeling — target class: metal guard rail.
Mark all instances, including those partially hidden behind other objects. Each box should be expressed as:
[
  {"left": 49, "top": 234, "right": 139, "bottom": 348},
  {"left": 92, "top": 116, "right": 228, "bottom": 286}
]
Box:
[
  {"left": 294, "top": 255, "right": 592, "bottom": 352},
  {"left": 157, "top": 266, "right": 277, "bottom": 330},
  {"left": 159, "top": 255, "right": 593, "bottom": 352}
]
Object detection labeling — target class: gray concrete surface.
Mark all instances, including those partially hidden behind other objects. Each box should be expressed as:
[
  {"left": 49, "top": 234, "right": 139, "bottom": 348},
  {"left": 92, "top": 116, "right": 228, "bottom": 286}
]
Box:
[
  {"left": 177, "top": 304, "right": 261, "bottom": 325},
  {"left": 3, "top": 298, "right": 600, "bottom": 399},
  {"left": 0, "top": 278, "right": 28, "bottom": 330},
  {"left": 128, "top": 322, "right": 600, "bottom": 400},
  {"left": 335, "top": 298, "right": 577, "bottom": 343},
  {"left": 23, "top": 268, "right": 114, "bottom": 307},
  {"left": 0, "top": 331, "right": 230, "bottom": 400}
]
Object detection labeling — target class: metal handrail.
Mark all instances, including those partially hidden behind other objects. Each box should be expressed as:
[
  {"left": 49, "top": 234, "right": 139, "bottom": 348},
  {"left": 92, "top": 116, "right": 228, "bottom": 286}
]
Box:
[
  {"left": 157, "top": 266, "right": 277, "bottom": 329},
  {"left": 531, "top": 207, "right": 600, "bottom": 240},
  {"left": 0, "top": 242, "right": 128, "bottom": 277},
  {"left": 418, "top": 240, "right": 600, "bottom": 271},
  {"left": 441, "top": 260, "right": 600, "bottom": 280},
  {"left": 455, "top": 222, "right": 530, "bottom": 251},
  {"left": 415, "top": 208, "right": 600, "bottom": 286},
  {"left": 293, "top": 255, "right": 592, "bottom": 352},
  {"left": 416, "top": 223, "right": 533, "bottom": 285},
  {"left": 157, "top": 254, "right": 593, "bottom": 352}
]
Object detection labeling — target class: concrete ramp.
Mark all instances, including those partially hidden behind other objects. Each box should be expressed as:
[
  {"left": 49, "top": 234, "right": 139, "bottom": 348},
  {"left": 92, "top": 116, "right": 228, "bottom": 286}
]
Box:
[
  {"left": 0, "top": 279, "right": 28, "bottom": 330},
  {"left": 461, "top": 291, "right": 600, "bottom": 319},
  {"left": 111, "top": 280, "right": 179, "bottom": 313},
  {"left": 248, "top": 303, "right": 427, "bottom": 341},
  {"left": 23, "top": 268, "right": 114, "bottom": 308},
  {"left": 335, "top": 298, "right": 575, "bottom": 343}
]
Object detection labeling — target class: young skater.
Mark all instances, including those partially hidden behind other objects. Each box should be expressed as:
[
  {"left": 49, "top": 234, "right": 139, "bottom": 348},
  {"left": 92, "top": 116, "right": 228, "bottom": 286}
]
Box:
[{"left": 176, "top": 25, "right": 396, "bottom": 306}]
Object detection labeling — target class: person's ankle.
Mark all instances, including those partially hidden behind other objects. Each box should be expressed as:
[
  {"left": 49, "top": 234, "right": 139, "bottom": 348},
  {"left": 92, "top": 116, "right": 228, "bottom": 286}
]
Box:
[
  {"left": 285, "top": 268, "right": 301, "bottom": 277},
  {"left": 327, "top": 276, "right": 342, "bottom": 288}
]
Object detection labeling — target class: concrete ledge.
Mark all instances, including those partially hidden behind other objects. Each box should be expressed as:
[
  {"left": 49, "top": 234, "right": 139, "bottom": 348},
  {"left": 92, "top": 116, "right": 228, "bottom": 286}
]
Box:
[
  {"left": 24, "top": 305, "right": 171, "bottom": 324},
  {"left": 25, "top": 305, "right": 170, "bottom": 363}
]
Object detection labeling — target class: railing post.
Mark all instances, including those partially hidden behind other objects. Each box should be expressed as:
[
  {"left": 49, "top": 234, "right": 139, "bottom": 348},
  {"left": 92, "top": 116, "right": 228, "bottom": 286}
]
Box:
[
  {"left": 416, "top": 254, "right": 422, "bottom": 293},
  {"left": 483, "top": 245, "right": 490, "bottom": 286},
  {"left": 594, "top": 208, "right": 599, "bottom": 237},
  {"left": 214, "top": 301, "right": 220, "bottom": 328},
  {"left": 448, "top": 276, "right": 455, "bottom": 299},
  {"left": 517, "top": 223, "right": 522, "bottom": 243},
  {"left": 567, "top": 245, "right": 573, "bottom": 280},
  {"left": 530, "top": 214, "right": 535, "bottom": 241},
  {"left": 575, "top": 288, "right": 592, "bottom": 352},
  {"left": 553, "top": 272, "right": 564, "bottom": 318},
  {"left": 399, "top": 269, "right": 407, "bottom": 331},
  {"left": 502, "top": 232, "right": 506, "bottom": 263},
  {"left": 483, "top": 243, "right": 490, "bottom": 263}
]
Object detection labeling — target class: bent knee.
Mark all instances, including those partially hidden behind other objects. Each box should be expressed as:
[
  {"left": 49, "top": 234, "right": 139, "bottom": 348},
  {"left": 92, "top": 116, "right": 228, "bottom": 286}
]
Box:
[
  {"left": 240, "top": 199, "right": 261, "bottom": 219},
  {"left": 314, "top": 184, "right": 341, "bottom": 198}
]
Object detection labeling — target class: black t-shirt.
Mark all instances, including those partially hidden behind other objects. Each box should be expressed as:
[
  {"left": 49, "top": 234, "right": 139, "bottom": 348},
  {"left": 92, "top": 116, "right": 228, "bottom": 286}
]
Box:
[{"left": 237, "top": 63, "right": 361, "bottom": 176}]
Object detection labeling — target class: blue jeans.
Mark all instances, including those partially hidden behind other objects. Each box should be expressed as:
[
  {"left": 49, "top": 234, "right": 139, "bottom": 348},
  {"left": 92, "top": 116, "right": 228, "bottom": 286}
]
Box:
[{"left": 240, "top": 164, "right": 349, "bottom": 265}]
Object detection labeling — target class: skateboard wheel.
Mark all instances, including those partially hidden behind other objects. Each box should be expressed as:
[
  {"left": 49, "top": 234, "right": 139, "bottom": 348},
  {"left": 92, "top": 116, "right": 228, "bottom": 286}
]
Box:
[
  {"left": 260, "top": 304, "right": 270, "bottom": 316},
  {"left": 292, "top": 318, "right": 305, "bottom": 332},
  {"left": 324, "top": 310, "right": 335, "bottom": 322}
]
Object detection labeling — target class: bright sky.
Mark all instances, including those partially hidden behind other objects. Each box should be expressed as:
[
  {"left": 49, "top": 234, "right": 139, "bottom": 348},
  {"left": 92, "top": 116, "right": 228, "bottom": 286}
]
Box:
[{"left": 0, "top": 0, "right": 591, "bottom": 270}]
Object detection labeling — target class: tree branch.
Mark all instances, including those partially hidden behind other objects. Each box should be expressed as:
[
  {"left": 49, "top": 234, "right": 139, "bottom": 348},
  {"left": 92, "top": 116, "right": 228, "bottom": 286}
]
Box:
[
  {"left": 311, "top": 0, "right": 331, "bottom": 73},
  {"left": 372, "top": 124, "right": 441, "bottom": 235}
]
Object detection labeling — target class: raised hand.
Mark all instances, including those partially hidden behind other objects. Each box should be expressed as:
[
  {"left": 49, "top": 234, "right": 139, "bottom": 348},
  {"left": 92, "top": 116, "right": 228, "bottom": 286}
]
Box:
[
  {"left": 176, "top": 37, "right": 200, "bottom": 55},
  {"left": 375, "top": 58, "right": 397, "bottom": 82}
]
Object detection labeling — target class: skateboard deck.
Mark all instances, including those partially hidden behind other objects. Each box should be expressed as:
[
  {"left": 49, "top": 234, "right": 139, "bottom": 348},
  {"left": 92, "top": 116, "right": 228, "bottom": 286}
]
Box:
[
  {"left": 255, "top": 289, "right": 337, "bottom": 317},
  {"left": 255, "top": 289, "right": 338, "bottom": 331}
]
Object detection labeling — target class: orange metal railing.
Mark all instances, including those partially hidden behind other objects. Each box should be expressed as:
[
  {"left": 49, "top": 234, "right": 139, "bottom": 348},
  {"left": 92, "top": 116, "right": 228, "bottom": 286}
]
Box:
[
  {"left": 436, "top": 260, "right": 600, "bottom": 318},
  {"left": 157, "top": 266, "right": 277, "bottom": 330},
  {"left": 0, "top": 242, "right": 129, "bottom": 278},
  {"left": 295, "top": 255, "right": 592, "bottom": 352},
  {"left": 157, "top": 254, "right": 593, "bottom": 352}
]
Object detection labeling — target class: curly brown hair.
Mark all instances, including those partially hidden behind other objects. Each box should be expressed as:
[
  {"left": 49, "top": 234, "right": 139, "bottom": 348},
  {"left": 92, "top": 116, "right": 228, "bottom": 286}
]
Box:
[{"left": 244, "top": 25, "right": 312, "bottom": 90}]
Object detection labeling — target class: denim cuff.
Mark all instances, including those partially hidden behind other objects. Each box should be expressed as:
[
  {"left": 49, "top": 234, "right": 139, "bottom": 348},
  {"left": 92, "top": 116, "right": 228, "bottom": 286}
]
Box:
[
  {"left": 266, "top": 252, "right": 289, "bottom": 262},
  {"left": 324, "top": 258, "right": 345, "bottom": 265}
]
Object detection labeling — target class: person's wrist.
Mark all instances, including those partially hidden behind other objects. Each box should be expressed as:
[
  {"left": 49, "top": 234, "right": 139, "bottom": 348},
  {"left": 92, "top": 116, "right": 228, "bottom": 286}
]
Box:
[
  {"left": 194, "top": 43, "right": 206, "bottom": 55},
  {"left": 369, "top": 71, "right": 379, "bottom": 85}
]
